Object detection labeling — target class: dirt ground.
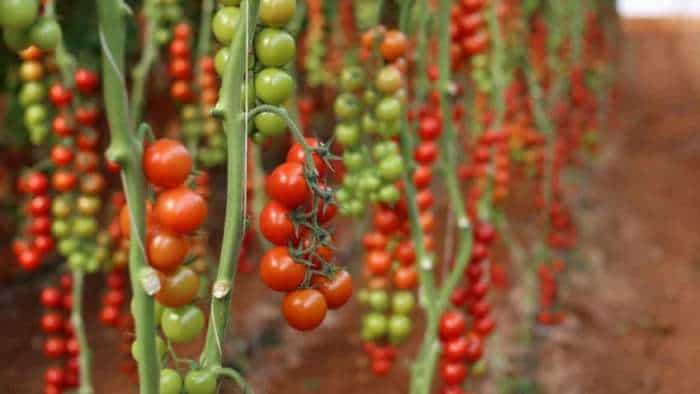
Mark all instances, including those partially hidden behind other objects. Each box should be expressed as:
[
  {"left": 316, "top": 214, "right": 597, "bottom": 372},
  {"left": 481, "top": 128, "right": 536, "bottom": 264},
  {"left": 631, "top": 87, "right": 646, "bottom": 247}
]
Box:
[{"left": 2, "top": 18, "right": 700, "bottom": 394}]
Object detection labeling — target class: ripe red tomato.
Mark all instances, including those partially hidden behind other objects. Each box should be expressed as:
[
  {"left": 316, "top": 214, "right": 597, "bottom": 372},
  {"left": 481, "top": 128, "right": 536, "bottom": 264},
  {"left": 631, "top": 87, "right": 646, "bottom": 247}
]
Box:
[
  {"left": 393, "top": 266, "right": 418, "bottom": 289},
  {"left": 266, "top": 162, "right": 310, "bottom": 209},
  {"left": 52, "top": 115, "right": 75, "bottom": 137},
  {"left": 259, "top": 247, "right": 306, "bottom": 292},
  {"left": 155, "top": 188, "right": 208, "bottom": 234},
  {"left": 74, "top": 68, "right": 99, "bottom": 94},
  {"left": 49, "top": 83, "right": 72, "bottom": 107},
  {"left": 44, "top": 336, "right": 67, "bottom": 358},
  {"left": 439, "top": 311, "right": 467, "bottom": 341},
  {"left": 50, "top": 145, "right": 74, "bottom": 166},
  {"left": 26, "top": 172, "right": 49, "bottom": 195},
  {"left": 147, "top": 230, "right": 190, "bottom": 272},
  {"left": 52, "top": 170, "right": 77, "bottom": 192},
  {"left": 380, "top": 30, "right": 408, "bottom": 61},
  {"left": 440, "top": 362, "right": 467, "bottom": 385},
  {"left": 413, "top": 165, "right": 432, "bottom": 188},
  {"left": 442, "top": 335, "right": 468, "bottom": 362},
  {"left": 99, "top": 305, "right": 120, "bottom": 327},
  {"left": 40, "top": 287, "right": 63, "bottom": 308},
  {"left": 286, "top": 137, "right": 326, "bottom": 176},
  {"left": 312, "top": 270, "right": 353, "bottom": 309},
  {"left": 282, "top": 289, "right": 327, "bottom": 331},
  {"left": 143, "top": 139, "right": 193, "bottom": 188},
  {"left": 373, "top": 208, "right": 400, "bottom": 234},
  {"left": 19, "top": 249, "right": 41, "bottom": 270},
  {"left": 41, "top": 312, "right": 64, "bottom": 333},
  {"left": 371, "top": 358, "right": 392, "bottom": 376},
  {"left": 259, "top": 200, "right": 298, "bottom": 246},
  {"left": 415, "top": 141, "right": 439, "bottom": 164},
  {"left": 365, "top": 250, "right": 392, "bottom": 276}
]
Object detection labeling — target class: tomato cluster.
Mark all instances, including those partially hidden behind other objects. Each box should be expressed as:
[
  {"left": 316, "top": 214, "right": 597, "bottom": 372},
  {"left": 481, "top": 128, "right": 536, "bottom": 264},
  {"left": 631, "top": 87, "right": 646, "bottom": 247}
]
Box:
[
  {"left": 1, "top": 0, "right": 61, "bottom": 52},
  {"left": 536, "top": 261, "right": 565, "bottom": 325},
  {"left": 259, "top": 139, "right": 352, "bottom": 331},
  {"left": 17, "top": 46, "right": 53, "bottom": 144},
  {"left": 14, "top": 171, "right": 53, "bottom": 270},
  {"left": 39, "top": 275, "right": 81, "bottom": 394},
  {"left": 153, "top": 0, "right": 185, "bottom": 46},
  {"left": 168, "top": 23, "right": 195, "bottom": 104},
  {"left": 450, "top": 0, "right": 489, "bottom": 70}
]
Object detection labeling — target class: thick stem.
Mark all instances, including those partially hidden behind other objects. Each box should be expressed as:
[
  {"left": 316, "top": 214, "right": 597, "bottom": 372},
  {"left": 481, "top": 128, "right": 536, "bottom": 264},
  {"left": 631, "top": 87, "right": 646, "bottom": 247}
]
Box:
[
  {"left": 199, "top": 0, "right": 260, "bottom": 370},
  {"left": 71, "top": 270, "right": 94, "bottom": 394},
  {"left": 97, "top": 1, "right": 159, "bottom": 393}
]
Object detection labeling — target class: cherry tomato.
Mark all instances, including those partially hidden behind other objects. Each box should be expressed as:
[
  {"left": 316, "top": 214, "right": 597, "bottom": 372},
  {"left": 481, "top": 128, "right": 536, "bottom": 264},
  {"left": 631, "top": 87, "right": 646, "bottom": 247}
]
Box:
[
  {"left": 40, "top": 287, "right": 63, "bottom": 308},
  {"left": 161, "top": 305, "right": 204, "bottom": 343},
  {"left": 365, "top": 249, "right": 392, "bottom": 276},
  {"left": 439, "top": 311, "right": 467, "bottom": 341},
  {"left": 312, "top": 270, "right": 353, "bottom": 309},
  {"left": 147, "top": 230, "right": 190, "bottom": 272},
  {"left": 159, "top": 368, "right": 183, "bottom": 394},
  {"left": 155, "top": 267, "right": 200, "bottom": 308},
  {"left": 282, "top": 289, "right": 327, "bottom": 331},
  {"left": 380, "top": 30, "right": 408, "bottom": 61},
  {"left": 212, "top": 6, "right": 241, "bottom": 45},
  {"left": 184, "top": 369, "right": 217, "bottom": 394},
  {"left": 259, "top": 200, "right": 298, "bottom": 246},
  {"left": 440, "top": 362, "right": 467, "bottom": 385},
  {"left": 255, "top": 28, "right": 295, "bottom": 67},
  {"left": 259, "top": 0, "right": 296, "bottom": 27},
  {"left": 155, "top": 187, "right": 208, "bottom": 234},
  {"left": 259, "top": 246, "right": 306, "bottom": 292},
  {"left": 266, "top": 161, "right": 309, "bottom": 209},
  {"left": 143, "top": 139, "right": 193, "bottom": 188},
  {"left": 287, "top": 138, "right": 326, "bottom": 176}
]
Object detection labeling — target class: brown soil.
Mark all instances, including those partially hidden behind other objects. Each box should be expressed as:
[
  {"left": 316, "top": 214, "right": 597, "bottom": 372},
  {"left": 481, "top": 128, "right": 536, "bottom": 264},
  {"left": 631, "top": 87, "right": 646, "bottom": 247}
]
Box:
[{"left": 2, "top": 18, "right": 700, "bottom": 394}]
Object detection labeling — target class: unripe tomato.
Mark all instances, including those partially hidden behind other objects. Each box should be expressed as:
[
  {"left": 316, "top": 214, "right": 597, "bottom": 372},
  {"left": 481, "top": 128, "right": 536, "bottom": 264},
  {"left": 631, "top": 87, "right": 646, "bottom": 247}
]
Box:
[
  {"left": 184, "top": 369, "right": 217, "bottom": 394},
  {"left": 160, "top": 305, "right": 205, "bottom": 343},
  {"left": 159, "top": 368, "right": 183, "bottom": 394},
  {"left": 147, "top": 230, "right": 190, "bottom": 272},
  {"left": 259, "top": 246, "right": 306, "bottom": 292},
  {"left": 259, "top": 0, "right": 296, "bottom": 27}
]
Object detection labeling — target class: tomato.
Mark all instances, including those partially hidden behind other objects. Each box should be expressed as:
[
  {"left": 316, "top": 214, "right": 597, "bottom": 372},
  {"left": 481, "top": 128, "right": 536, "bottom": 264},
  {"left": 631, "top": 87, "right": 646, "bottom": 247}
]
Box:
[
  {"left": 160, "top": 305, "right": 205, "bottom": 343},
  {"left": 414, "top": 141, "right": 439, "bottom": 164},
  {"left": 44, "top": 366, "right": 65, "bottom": 387},
  {"left": 266, "top": 162, "right": 309, "bottom": 209},
  {"left": 41, "top": 312, "right": 64, "bottom": 333},
  {"left": 440, "top": 362, "right": 467, "bottom": 385},
  {"left": 184, "top": 369, "right": 217, "bottom": 394},
  {"left": 155, "top": 187, "right": 208, "bottom": 234},
  {"left": 367, "top": 290, "right": 389, "bottom": 311},
  {"left": 259, "top": 200, "right": 298, "bottom": 245},
  {"left": 52, "top": 170, "right": 77, "bottom": 192},
  {"left": 375, "top": 66, "right": 402, "bottom": 94},
  {"left": 1, "top": 0, "right": 39, "bottom": 29},
  {"left": 339, "top": 66, "right": 365, "bottom": 92},
  {"left": 143, "top": 139, "right": 192, "bottom": 188},
  {"left": 212, "top": 7, "right": 241, "bottom": 44},
  {"left": 255, "top": 28, "right": 295, "bottom": 67},
  {"left": 52, "top": 115, "right": 75, "bottom": 137},
  {"left": 147, "top": 230, "right": 190, "bottom": 272},
  {"left": 393, "top": 266, "right": 417, "bottom": 289},
  {"left": 474, "top": 315, "right": 495, "bottom": 337},
  {"left": 18, "top": 249, "right": 41, "bottom": 270},
  {"left": 387, "top": 314, "right": 412, "bottom": 344},
  {"left": 19, "top": 81, "right": 45, "bottom": 106},
  {"left": 334, "top": 122, "right": 361, "bottom": 147},
  {"left": 80, "top": 173, "right": 106, "bottom": 195},
  {"left": 391, "top": 291, "right": 415, "bottom": 315},
  {"left": 170, "top": 80, "right": 194, "bottom": 102},
  {"left": 30, "top": 18, "right": 62, "bottom": 50},
  {"left": 75, "top": 105, "right": 99, "bottom": 126},
  {"left": 442, "top": 335, "right": 468, "bottom": 362},
  {"left": 371, "top": 358, "right": 392, "bottom": 376},
  {"left": 131, "top": 336, "right": 166, "bottom": 363},
  {"left": 334, "top": 93, "right": 362, "bottom": 120},
  {"left": 362, "top": 232, "right": 387, "bottom": 250},
  {"left": 419, "top": 115, "right": 442, "bottom": 140},
  {"left": 362, "top": 312, "right": 388, "bottom": 340},
  {"left": 259, "top": 246, "right": 306, "bottom": 292},
  {"left": 282, "top": 289, "right": 327, "bottom": 331},
  {"left": 439, "top": 311, "right": 467, "bottom": 341},
  {"left": 378, "top": 155, "right": 404, "bottom": 181},
  {"left": 474, "top": 222, "right": 496, "bottom": 244},
  {"left": 312, "top": 270, "right": 352, "bottom": 309},
  {"left": 365, "top": 249, "right": 392, "bottom": 276},
  {"left": 99, "top": 305, "right": 120, "bottom": 326},
  {"left": 413, "top": 165, "right": 432, "bottom": 188},
  {"left": 40, "top": 287, "right": 63, "bottom": 308},
  {"left": 286, "top": 138, "right": 325, "bottom": 175},
  {"left": 259, "top": 0, "right": 296, "bottom": 27},
  {"left": 380, "top": 30, "right": 407, "bottom": 61},
  {"left": 255, "top": 67, "right": 294, "bottom": 104},
  {"left": 44, "top": 336, "right": 66, "bottom": 358},
  {"left": 159, "top": 368, "right": 183, "bottom": 394},
  {"left": 254, "top": 111, "right": 286, "bottom": 137},
  {"left": 74, "top": 68, "right": 99, "bottom": 94},
  {"left": 50, "top": 145, "right": 73, "bottom": 167},
  {"left": 155, "top": 267, "right": 200, "bottom": 308},
  {"left": 33, "top": 235, "right": 54, "bottom": 254}
]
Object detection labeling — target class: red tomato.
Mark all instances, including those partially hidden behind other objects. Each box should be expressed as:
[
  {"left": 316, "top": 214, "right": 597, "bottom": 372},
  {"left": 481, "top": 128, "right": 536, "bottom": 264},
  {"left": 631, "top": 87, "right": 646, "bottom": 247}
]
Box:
[
  {"left": 365, "top": 250, "right": 392, "bottom": 276},
  {"left": 440, "top": 362, "right": 467, "bottom": 385},
  {"left": 147, "top": 230, "right": 190, "bottom": 272},
  {"left": 286, "top": 137, "right": 326, "bottom": 176},
  {"left": 154, "top": 188, "right": 208, "bottom": 234},
  {"left": 282, "top": 289, "right": 327, "bottom": 331},
  {"left": 439, "top": 311, "right": 467, "bottom": 341},
  {"left": 259, "top": 247, "right": 306, "bottom": 292},
  {"left": 266, "top": 162, "right": 310, "bottom": 209},
  {"left": 143, "top": 139, "right": 193, "bottom": 188},
  {"left": 312, "top": 270, "right": 353, "bottom": 309},
  {"left": 259, "top": 200, "right": 298, "bottom": 246}
]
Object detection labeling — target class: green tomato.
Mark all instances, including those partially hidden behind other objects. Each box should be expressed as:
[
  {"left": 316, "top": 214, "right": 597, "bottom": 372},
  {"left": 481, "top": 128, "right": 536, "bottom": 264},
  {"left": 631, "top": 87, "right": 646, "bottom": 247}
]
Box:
[
  {"left": 57, "top": 238, "right": 79, "bottom": 255},
  {"left": 378, "top": 155, "right": 404, "bottom": 182},
  {"left": 212, "top": 6, "right": 241, "bottom": 45},
  {"left": 361, "top": 113, "right": 378, "bottom": 134},
  {"left": 255, "top": 28, "right": 295, "bottom": 67},
  {"left": 255, "top": 67, "right": 293, "bottom": 104},
  {"left": 374, "top": 97, "right": 401, "bottom": 122},
  {"left": 29, "top": 125, "right": 49, "bottom": 145},
  {"left": 375, "top": 66, "right": 402, "bottom": 94},
  {"left": 340, "top": 66, "right": 365, "bottom": 92},
  {"left": 254, "top": 112, "right": 287, "bottom": 137},
  {"left": 334, "top": 122, "right": 360, "bottom": 147},
  {"left": 1, "top": 0, "right": 39, "bottom": 29},
  {"left": 155, "top": 28, "right": 171, "bottom": 45},
  {"left": 208, "top": 133, "right": 226, "bottom": 149},
  {"left": 72, "top": 217, "right": 98, "bottom": 237},
  {"left": 19, "top": 81, "right": 45, "bottom": 106},
  {"left": 391, "top": 291, "right": 415, "bottom": 315},
  {"left": 368, "top": 290, "right": 389, "bottom": 312},
  {"left": 159, "top": 368, "right": 183, "bottom": 394},
  {"left": 241, "top": 78, "right": 256, "bottom": 107},
  {"left": 214, "top": 48, "right": 229, "bottom": 75},
  {"left": 52, "top": 220, "right": 71, "bottom": 239},
  {"left": 378, "top": 184, "right": 400, "bottom": 204},
  {"left": 388, "top": 314, "right": 412, "bottom": 344},
  {"left": 182, "top": 121, "right": 202, "bottom": 139},
  {"left": 357, "top": 173, "right": 381, "bottom": 193},
  {"left": 344, "top": 199, "right": 364, "bottom": 216},
  {"left": 362, "top": 312, "right": 388, "bottom": 340},
  {"left": 363, "top": 89, "right": 379, "bottom": 106},
  {"left": 68, "top": 252, "right": 86, "bottom": 270},
  {"left": 342, "top": 150, "right": 364, "bottom": 171},
  {"left": 161, "top": 305, "right": 205, "bottom": 343},
  {"left": 356, "top": 288, "right": 370, "bottom": 304},
  {"left": 259, "top": 0, "right": 296, "bottom": 27},
  {"left": 24, "top": 104, "right": 47, "bottom": 127},
  {"left": 372, "top": 141, "right": 398, "bottom": 160},
  {"left": 30, "top": 18, "right": 62, "bottom": 50},
  {"left": 131, "top": 336, "right": 166, "bottom": 363},
  {"left": 162, "top": 4, "right": 183, "bottom": 22},
  {"left": 52, "top": 198, "right": 72, "bottom": 218},
  {"left": 76, "top": 195, "right": 101, "bottom": 216},
  {"left": 334, "top": 93, "right": 361, "bottom": 120},
  {"left": 378, "top": 120, "right": 400, "bottom": 138},
  {"left": 3, "top": 27, "right": 30, "bottom": 51},
  {"left": 184, "top": 369, "right": 217, "bottom": 394}
]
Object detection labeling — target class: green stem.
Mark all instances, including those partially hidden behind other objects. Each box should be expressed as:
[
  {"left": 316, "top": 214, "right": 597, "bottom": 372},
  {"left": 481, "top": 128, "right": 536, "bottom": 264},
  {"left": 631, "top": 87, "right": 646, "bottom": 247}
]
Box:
[
  {"left": 97, "top": 1, "right": 159, "bottom": 393},
  {"left": 71, "top": 270, "right": 94, "bottom": 394},
  {"left": 199, "top": 0, "right": 260, "bottom": 371},
  {"left": 486, "top": 0, "right": 506, "bottom": 130},
  {"left": 131, "top": 0, "right": 161, "bottom": 125},
  {"left": 213, "top": 367, "right": 251, "bottom": 394}
]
